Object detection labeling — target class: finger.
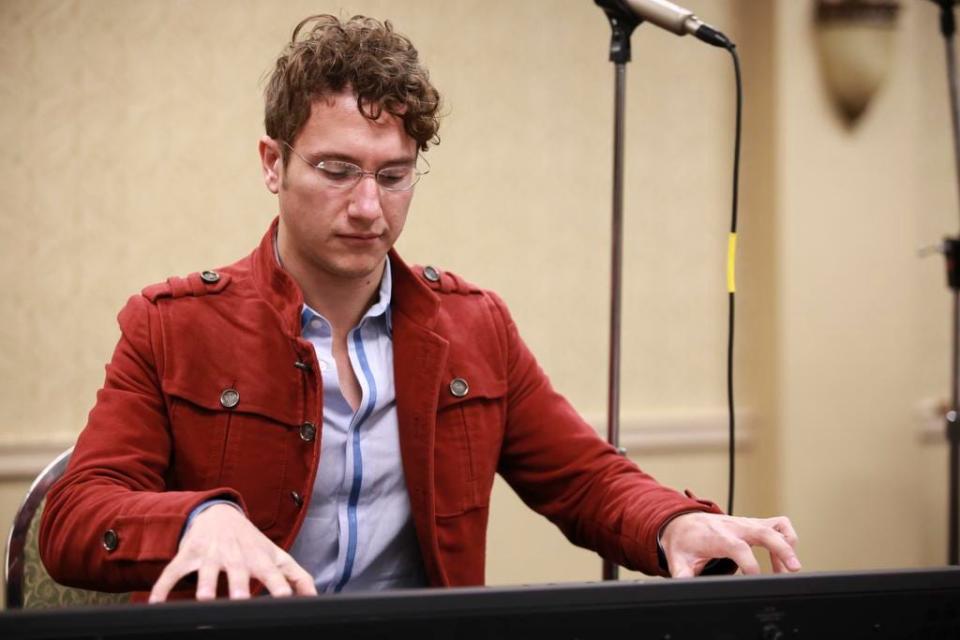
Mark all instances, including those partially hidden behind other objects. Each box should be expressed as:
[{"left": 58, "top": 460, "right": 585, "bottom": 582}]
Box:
[
  {"left": 750, "top": 526, "right": 801, "bottom": 572},
  {"left": 225, "top": 563, "right": 252, "bottom": 600},
  {"left": 725, "top": 540, "right": 761, "bottom": 575},
  {"left": 667, "top": 554, "right": 696, "bottom": 578},
  {"left": 259, "top": 569, "right": 295, "bottom": 598},
  {"left": 194, "top": 562, "right": 221, "bottom": 601},
  {"left": 280, "top": 561, "right": 317, "bottom": 596},
  {"left": 769, "top": 517, "right": 800, "bottom": 549},
  {"left": 252, "top": 556, "right": 293, "bottom": 598},
  {"left": 770, "top": 553, "right": 786, "bottom": 574},
  {"left": 149, "top": 560, "right": 190, "bottom": 604}
]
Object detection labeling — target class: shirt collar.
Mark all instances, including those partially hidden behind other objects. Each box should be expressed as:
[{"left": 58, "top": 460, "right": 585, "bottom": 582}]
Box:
[{"left": 367, "top": 259, "right": 393, "bottom": 320}]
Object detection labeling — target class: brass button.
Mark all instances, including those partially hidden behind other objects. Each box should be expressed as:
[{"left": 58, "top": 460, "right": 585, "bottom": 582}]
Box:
[
  {"left": 299, "top": 422, "right": 317, "bottom": 443},
  {"left": 422, "top": 265, "right": 440, "bottom": 283},
  {"left": 200, "top": 270, "right": 220, "bottom": 284},
  {"left": 290, "top": 491, "right": 303, "bottom": 507},
  {"left": 219, "top": 388, "right": 240, "bottom": 409},
  {"left": 449, "top": 377, "right": 469, "bottom": 398},
  {"left": 102, "top": 529, "right": 119, "bottom": 552}
]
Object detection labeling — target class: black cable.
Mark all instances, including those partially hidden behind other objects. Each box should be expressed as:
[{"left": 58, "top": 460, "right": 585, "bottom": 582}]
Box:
[{"left": 725, "top": 43, "right": 742, "bottom": 517}]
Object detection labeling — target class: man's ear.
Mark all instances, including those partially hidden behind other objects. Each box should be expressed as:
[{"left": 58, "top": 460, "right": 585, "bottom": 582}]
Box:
[{"left": 259, "top": 136, "right": 283, "bottom": 194}]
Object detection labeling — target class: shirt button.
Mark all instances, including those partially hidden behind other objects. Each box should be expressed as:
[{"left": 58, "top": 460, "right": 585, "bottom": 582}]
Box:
[
  {"left": 102, "top": 529, "right": 119, "bottom": 552},
  {"left": 219, "top": 388, "right": 240, "bottom": 409},
  {"left": 449, "top": 377, "right": 470, "bottom": 398},
  {"left": 422, "top": 265, "right": 441, "bottom": 282},
  {"left": 290, "top": 491, "right": 304, "bottom": 507},
  {"left": 200, "top": 270, "right": 220, "bottom": 284},
  {"left": 310, "top": 318, "right": 324, "bottom": 330},
  {"left": 299, "top": 422, "right": 317, "bottom": 443}
]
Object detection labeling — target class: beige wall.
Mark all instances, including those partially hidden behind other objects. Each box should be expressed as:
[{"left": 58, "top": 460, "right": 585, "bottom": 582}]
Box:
[{"left": 0, "top": 0, "right": 954, "bottom": 606}]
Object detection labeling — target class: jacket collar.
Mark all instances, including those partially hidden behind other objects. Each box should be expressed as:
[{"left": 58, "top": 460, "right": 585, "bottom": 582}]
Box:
[
  {"left": 389, "top": 251, "right": 440, "bottom": 332},
  {"left": 250, "top": 217, "right": 440, "bottom": 337}
]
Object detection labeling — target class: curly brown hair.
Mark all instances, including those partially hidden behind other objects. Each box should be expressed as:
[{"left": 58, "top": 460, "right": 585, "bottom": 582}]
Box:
[{"left": 264, "top": 14, "right": 441, "bottom": 164}]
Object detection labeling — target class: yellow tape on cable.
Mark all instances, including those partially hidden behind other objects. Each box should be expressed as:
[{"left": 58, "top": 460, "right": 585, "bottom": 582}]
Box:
[{"left": 727, "top": 233, "right": 737, "bottom": 293}]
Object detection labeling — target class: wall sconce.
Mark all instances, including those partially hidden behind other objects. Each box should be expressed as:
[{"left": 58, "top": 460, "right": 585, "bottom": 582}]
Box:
[{"left": 815, "top": 0, "right": 901, "bottom": 126}]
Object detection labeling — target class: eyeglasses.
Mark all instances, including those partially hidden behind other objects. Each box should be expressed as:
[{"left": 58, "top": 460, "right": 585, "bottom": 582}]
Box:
[{"left": 282, "top": 141, "right": 429, "bottom": 192}]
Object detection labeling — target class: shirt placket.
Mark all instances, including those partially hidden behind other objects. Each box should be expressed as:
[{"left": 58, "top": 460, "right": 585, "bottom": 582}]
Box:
[{"left": 333, "top": 319, "right": 378, "bottom": 592}]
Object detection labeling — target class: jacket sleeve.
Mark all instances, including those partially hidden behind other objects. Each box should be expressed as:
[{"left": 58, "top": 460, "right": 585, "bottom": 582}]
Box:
[
  {"left": 38, "top": 294, "right": 245, "bottom": 592},
  {"left": 488, "top": 292, "right": 724, "bottom": 577}
]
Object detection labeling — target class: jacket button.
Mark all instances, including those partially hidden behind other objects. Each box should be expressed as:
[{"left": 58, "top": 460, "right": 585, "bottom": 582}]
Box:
[
  {"left": 294, "top": 360, "right": 311, "bottom": 372},
  {"left": 299, "top": 422, "right": 317, "bottom": 443},
  {"left": 219, "top": 388, "right": 240, "bottom": 409},
  {"left": 290, "top": 491, "right": 304, "bottom": 507},
  {"left": 422, "top": 265, "right": 440, "bottom": 283},
  {"left": 102, "top": 529, "right": 119, "bottom": 552},
  {"left": 449, "top": 377, "right": 469, "bottom": 398},
  {"left": 200, "top": 270, "right": 220, "bottom": 284}
]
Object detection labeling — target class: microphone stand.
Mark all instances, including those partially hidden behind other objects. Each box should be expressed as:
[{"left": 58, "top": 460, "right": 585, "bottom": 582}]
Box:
[
  {"left": 594, "top": 0, "right": 641, "bottom": 582},
  {"left": 928, "top": 0, "right": 960, "bottom": 566}
]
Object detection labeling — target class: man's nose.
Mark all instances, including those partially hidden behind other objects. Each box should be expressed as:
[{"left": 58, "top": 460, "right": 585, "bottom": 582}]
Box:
[{"left": 347, "top": 174, "right": 383, "bottom": 221}]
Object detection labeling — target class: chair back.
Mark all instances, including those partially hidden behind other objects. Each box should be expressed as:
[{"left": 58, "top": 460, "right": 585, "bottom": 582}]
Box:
[{"left": 4, "top": 447, "right": 129, "bottom": 609}]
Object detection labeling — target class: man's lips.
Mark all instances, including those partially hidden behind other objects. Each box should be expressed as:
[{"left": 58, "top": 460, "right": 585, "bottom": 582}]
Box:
[{"left": 337, "top": 232, "right": 382, "bottom": 241}]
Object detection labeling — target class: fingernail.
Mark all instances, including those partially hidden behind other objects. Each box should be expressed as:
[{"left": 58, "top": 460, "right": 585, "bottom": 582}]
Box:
[{"left": 787, "top": 557, "right": 802, "bottom": 571}]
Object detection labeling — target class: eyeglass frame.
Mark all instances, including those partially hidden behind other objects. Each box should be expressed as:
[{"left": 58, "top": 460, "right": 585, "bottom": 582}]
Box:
[{"left": 280, "top": 140, "right": 429, "bottom": 192}]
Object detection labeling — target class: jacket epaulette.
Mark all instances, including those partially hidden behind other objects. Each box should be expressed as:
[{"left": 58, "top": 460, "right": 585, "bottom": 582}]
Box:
[
  {"left": 414, "top": 264, "right": 481, "bottom": 295},
  {"left": 141, "top": 269, "right": 231, "bottom": 303}
]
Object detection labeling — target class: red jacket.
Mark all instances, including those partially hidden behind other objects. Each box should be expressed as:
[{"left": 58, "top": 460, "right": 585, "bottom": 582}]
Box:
[{"left": 39, "top": 219, "right": 722, "bottom": 598}]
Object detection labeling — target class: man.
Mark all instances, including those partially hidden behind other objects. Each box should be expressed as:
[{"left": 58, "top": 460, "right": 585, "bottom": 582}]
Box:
[{"left": 39, "top": 14, "right": 800, "bottom": 603}]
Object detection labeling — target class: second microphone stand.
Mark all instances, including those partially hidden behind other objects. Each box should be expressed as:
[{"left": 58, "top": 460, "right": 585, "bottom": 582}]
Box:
[{"left": 928, "top": 0, "right": 960, "bottom": 567}]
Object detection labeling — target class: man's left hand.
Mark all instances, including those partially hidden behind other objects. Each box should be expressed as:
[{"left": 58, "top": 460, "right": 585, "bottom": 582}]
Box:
[{"left": 660, "top": 512, "right": 801, "bottom": 578}]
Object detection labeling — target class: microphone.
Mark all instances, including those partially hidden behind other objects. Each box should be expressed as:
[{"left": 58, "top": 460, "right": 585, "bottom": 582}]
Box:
[{"left": 618, "top": 0, "right": 733, "bottom": 48}]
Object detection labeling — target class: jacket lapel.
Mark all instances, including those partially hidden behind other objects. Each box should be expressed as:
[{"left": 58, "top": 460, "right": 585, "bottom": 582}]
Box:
[
  {"left": 389, "top": 251, "right": 450, "bottom": 586},
  {"left": 393, "top": 319, "right": 448, "bottom": 586}
]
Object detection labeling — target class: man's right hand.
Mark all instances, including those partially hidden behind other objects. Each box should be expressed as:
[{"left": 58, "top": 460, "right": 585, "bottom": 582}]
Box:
[{"left": 148, "top": 504, "right": 317, "bottom": 602}]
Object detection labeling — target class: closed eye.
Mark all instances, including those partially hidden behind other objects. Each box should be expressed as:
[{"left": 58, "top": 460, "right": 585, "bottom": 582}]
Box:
[
  {"left": 377, "top": 167, "right": 413, "bottom": 187},
  {"left": 316, "top": 160, "right": 359, "bottom": 182}
]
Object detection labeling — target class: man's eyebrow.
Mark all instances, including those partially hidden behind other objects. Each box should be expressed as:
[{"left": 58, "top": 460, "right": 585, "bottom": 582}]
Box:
[{"left": 306, "top": 150, "right": 418, "bottom": 166}]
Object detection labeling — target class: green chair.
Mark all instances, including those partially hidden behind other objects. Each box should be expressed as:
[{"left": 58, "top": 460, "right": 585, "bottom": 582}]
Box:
[{"left": 4, "top": 447, "right": 129, "bottom": 609}]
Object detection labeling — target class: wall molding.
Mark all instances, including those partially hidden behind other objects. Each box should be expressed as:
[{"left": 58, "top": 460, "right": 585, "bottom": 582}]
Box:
[
  {"left": 0, "top": 410, "right": 754, "bottom": 482},
  {"left": 0, "top": 439, "right": 73, "bottom": 482},
  {"left": 586, "top": 408, "right": 753, "bottom": 454},
  {"left": 0, "top": 400, "right": 947, "bottom": 483}
]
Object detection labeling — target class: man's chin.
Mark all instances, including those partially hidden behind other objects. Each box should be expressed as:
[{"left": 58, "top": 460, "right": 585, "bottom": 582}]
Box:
[{"left": 320, "top": 256, "right": 388, "bottom": 282}]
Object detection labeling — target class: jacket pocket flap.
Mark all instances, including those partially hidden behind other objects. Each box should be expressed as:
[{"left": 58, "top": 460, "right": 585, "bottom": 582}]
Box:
[
  {"left": 437, "top": 359, "right": 507, "bottom": 409},
  {"left": 157, "top": 297, "right": 304, "bottom": 426},
  {"left": 163, "top": 371, "right": 302, "bottom": 426}
]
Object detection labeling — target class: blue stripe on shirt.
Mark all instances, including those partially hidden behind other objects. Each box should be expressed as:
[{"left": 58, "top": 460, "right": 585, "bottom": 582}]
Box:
[{"left": 333, "top": 328, "right": 379, "bottom": 593}]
